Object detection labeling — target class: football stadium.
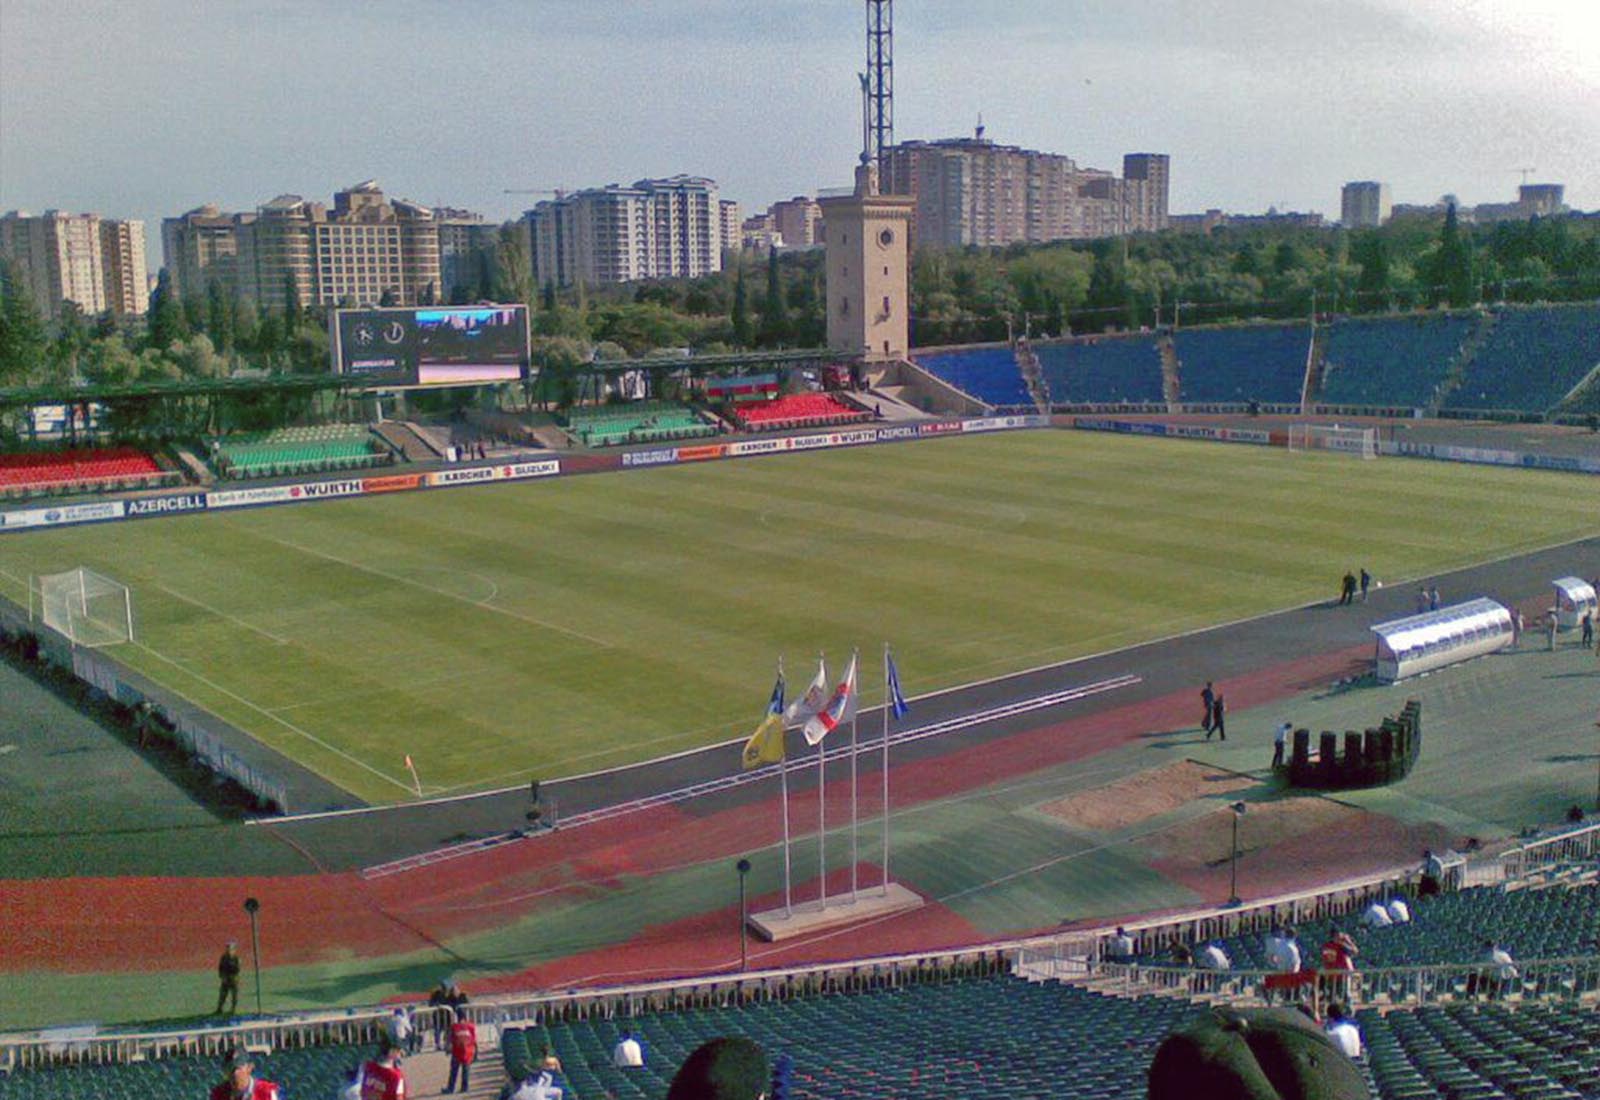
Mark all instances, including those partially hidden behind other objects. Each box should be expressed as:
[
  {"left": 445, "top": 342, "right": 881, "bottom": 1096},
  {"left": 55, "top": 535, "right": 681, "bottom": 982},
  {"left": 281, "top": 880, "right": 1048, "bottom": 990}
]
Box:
[{"left": 5, "top": 10, "right": 1600, "bottom": 1100}]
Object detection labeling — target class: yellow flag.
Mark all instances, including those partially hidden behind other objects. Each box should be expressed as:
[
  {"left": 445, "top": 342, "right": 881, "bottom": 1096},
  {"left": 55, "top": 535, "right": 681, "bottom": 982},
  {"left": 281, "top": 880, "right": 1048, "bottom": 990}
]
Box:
[{"left": 741, "top": 713, "right": 786, "bottom": 770}]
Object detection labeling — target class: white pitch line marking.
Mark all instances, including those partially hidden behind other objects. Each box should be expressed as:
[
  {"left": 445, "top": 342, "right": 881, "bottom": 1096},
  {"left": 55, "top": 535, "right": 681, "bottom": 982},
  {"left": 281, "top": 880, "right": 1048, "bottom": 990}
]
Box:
[
  {"left": 154, "top": 583, "right": 291, "bottom": 646},
  {"left": 130, "top": 641, "right": 416, "bottom": 794},
  {"left": 254, "top": 533, "right": 612, "bottom": 648}
]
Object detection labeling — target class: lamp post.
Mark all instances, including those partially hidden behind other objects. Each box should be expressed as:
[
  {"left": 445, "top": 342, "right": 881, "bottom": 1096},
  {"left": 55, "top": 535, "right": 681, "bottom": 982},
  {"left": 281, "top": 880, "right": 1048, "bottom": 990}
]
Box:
[
  {"left": 242, "top": 897, "right": 263, "bottom": 1015},
  {"left": 1227, "top": 803, "right": 1247, "bottom": 907},
  {"left": 736, "top": 859, "right": 752, "bottom": 971}
]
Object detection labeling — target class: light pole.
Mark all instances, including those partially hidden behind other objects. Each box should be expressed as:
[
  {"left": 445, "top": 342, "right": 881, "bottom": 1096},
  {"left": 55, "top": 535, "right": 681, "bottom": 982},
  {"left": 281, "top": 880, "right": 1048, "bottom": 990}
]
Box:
[
  {"left": 243, "top": 897, "right": 262, "bottom": 1015},
  {"left": 736, "top": 859, "right": 752, "bottom": 972},
  {"left": 1227, "top": 803, "right": 1247, "bottom": 907}
]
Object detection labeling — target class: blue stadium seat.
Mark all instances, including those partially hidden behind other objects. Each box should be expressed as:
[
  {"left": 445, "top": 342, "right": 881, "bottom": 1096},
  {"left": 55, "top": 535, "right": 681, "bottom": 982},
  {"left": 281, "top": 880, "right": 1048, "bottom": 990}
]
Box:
[
  {"left": 1444, "top": 305, "right": 1600, "bottom": 413},
  {"left": 1320, "top": 314, "right": 1475, "bottom": 407},
  {"left": 913, "top": 348, "right": 1031, "bottom": 407},
  {"left": 1173, "top": 324, "right": 1310, "bottom": 404},
  {"left": 1034, "top": 337, "right": 1165, "bottom": 405}
]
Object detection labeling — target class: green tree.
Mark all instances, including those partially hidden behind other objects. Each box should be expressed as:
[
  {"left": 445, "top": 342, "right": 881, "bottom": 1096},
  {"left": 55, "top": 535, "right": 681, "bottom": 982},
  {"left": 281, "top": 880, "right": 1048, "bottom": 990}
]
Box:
[
  {"left": 206, "top": 282, "right": 235, "bottom": 353},
  {"left": 494, "top": 225, "right": 533, "bottom": 306},
  {"left": 145, "top": 269, "right": 188, "bottom": 350},
  {"left": 0, "top": 261, "right": 50, "bottom": 383},
  {"left": 730, "top": 262, "right": 751, "bottom": 347},
  {"left": 1435, "top": 203, "right": 1476, "bottom": 307},
  {"left": 758, "top": 246, "right": 788, "bottom": 345}
]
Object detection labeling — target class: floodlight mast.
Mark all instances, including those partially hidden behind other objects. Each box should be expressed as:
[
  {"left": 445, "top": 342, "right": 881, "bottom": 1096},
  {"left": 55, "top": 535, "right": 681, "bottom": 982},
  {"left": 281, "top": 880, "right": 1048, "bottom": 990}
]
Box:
[{"left": 866, "top": 1, "right": 893, "bottom": 182}]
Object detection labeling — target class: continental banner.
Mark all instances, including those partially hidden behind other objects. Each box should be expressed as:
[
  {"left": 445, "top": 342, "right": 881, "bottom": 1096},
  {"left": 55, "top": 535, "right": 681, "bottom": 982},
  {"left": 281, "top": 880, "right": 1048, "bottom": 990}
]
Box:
[
  {"left": 675, "top": 444, "right": 726, "bottom": 462},
  {"left": 362, "top": 473, "right": 424, "bottom": 494}
]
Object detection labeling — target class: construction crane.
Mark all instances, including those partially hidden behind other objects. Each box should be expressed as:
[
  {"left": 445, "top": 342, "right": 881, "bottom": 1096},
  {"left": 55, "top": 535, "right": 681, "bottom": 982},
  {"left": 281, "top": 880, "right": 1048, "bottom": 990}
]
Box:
[{"left": 1512, "top": 167, "right": 1537, "bottom": 185}]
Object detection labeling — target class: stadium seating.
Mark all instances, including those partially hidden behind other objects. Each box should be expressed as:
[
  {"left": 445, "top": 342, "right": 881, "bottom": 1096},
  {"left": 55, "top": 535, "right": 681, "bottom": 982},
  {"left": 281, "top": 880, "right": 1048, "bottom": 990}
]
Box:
[
  {"left": 1143, "top": 883, "right": 1600, "bottom": 971},
  {"left": 1034, "top": 337, "right": 1165, "bottom": 405},
  {"left": 1319, "top": 313, "right": 1475, "bottom": 408},
  {"left": 913, "top": 348, "right": 1032, "bottom": 407},
  {"left": 209, "top": 424, "right": 387, "bottom": 480},
  {"left": 0, "top": 1041, "right": 369, "bottom": 1100},
  {"left": 1361, "top": 1002, "right": 1600, "bottom": 1100},
  {"left": 0, "top": 447, "right": 170, "bottom": 498},
  {"left": 1444, "top": 305, "right": 1600, "bottom": 413},
  {"left": 734, "top": 393, "right": 871, "bottom": 431},
  {"left": 1172, "top": 323, "right": 1309, "bottom": 404},
  {"left": 535, "top": 974, "right": 1199, "bottom": 1100},
  {"left": 566, "top": 401, "right": 715, "bottom": 447}
]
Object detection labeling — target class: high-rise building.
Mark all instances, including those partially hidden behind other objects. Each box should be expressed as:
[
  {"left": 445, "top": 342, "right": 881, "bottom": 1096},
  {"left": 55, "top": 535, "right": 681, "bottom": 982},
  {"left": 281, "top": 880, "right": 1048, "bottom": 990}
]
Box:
[
  {"left": 769, "top": 196, "right": 823, "bottom": 249},
  {"left": 525, "top": 176, "right": 725, "bottom": 287},
  {"left": 881, "top": 133, "right": 1169, "bottom": 248},
  {"left": 1340, "top": 181, "right": 1392, "bottom": 228},
  {"left": 718, "top": 200, "right": 742, "bottom": 259},
  {"left": 163, "top": 204, "right": 246, "bottom": 301},
  {"left": 1517, "top": 184, "right": 1565, "bottom": 217},
  {"left": 171, "top": 183, "right": 445, "bottom": 312},
  {"left": 0, "top": 210, "right": 148, "bottom": 321},
  {"left": 432, "top": 208, "right": 500, "bottom": 303}
]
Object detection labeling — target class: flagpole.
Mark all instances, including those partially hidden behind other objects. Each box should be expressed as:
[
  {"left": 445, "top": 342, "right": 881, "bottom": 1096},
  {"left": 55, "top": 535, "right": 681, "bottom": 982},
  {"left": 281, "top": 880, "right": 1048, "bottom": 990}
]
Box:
[
  {"left": 882, "top": 643, "right": 891, "bottom": 896},
  {"left": 850, "top": 646, "right": 860, "bottom": 905},
  {"left": 778, "top": 657, "right": 792, "bottom": 918},
  {"left": 817, "top": 652, "right": 827, "bottom": 913}
]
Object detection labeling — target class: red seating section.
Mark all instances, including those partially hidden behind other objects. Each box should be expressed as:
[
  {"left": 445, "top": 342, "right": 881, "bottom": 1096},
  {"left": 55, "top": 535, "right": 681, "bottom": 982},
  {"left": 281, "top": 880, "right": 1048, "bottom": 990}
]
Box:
[
  {"left": 0, "top": 448, "right": 162, "bottom": 491},
  {"left": 736, "top": 393, "right": 870, "bottom": 432}
]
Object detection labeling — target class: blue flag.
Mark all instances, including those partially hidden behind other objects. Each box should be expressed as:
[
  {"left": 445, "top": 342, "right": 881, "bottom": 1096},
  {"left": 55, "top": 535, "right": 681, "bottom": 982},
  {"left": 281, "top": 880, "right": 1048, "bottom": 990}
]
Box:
[
  {"left": 887, "top": 652, "right": 909, "bottom": 720},
  {"left": 767, "top": 670, "right": 786, "bottom": 716}
]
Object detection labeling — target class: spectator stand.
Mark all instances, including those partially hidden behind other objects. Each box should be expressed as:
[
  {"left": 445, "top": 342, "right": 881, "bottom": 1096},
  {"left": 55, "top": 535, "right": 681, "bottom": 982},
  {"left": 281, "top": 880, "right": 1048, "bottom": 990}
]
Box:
[
  {"left": 731, "top": 391, "right": 873, "bottom": 432},
  {"left": 0, "top": 446, "right": 179, "bottom": 500}
]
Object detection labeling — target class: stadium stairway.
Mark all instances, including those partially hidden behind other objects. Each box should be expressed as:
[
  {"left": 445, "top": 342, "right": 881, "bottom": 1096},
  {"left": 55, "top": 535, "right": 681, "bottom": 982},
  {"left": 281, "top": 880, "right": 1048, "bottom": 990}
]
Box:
[
  {"left": 1157, "top": 331, "right": 1182, "bottom": 409},
  {"left": 861, "top": 387, "right": 923, "bottom": 420},
  {"left": 373, "top": 421, "right": 440, "bottom": 462},
  {"left": 1301, "top": 325, "right": 1329, "bottom": 413},
  {"left": 401, "top": 1046, "right": 504, "bottom": 1097},
  {"left": 1427, "top": 311, "right": 1499, "bottom": 415}
]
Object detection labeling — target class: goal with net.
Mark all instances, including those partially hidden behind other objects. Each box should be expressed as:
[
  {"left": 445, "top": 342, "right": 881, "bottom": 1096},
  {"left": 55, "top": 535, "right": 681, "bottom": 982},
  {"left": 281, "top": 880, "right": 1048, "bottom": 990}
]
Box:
[
  {"left": 1287, "top": 423, "right": 1378, "bottom": 460},
  {"left": 30, "top": 568, "right": 134, "bottom": 647}
]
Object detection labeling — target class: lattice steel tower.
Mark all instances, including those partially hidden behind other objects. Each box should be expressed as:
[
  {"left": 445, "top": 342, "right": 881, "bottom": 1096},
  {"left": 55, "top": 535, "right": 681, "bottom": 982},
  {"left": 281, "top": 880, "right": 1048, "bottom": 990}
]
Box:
[{"left": 866, "top": 1, "right": 893, "bottom": 185}]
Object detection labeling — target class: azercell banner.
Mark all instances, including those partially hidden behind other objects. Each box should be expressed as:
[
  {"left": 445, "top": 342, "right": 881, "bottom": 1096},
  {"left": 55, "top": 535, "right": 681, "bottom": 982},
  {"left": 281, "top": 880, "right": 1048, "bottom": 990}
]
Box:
[{"left": 125, "top": 493, "right": 208, "bottom": 516}]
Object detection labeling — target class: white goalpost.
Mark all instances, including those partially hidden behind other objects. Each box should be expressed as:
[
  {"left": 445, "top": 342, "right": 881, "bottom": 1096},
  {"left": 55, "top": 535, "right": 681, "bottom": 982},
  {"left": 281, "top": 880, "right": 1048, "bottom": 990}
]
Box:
[
  {"left": 1287, "top": 423, "right": 1378, "bottom": 460},
  {"left": 29, "top": 568, "right": 135, "bottom": 647}
]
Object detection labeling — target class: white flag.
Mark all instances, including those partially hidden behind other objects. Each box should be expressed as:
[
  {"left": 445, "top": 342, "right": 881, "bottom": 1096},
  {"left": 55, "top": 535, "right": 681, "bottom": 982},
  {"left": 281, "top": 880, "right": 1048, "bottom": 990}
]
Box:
[
  {"left": 784, "top": 657, "right": 828, "bottom": 724},
  {"left": 803, "top": 653, "right": 858, "bottom": 746}
]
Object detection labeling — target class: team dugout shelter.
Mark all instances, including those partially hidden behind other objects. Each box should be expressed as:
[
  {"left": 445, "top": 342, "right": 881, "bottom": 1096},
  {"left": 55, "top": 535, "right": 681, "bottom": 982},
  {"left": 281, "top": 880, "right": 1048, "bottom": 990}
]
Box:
[
  {"left": 1550, "top": 577, "right": 1597, "bottom": 630},
  {"left": 1371, "top": 598, "right": 1515, "bottom": 683}
]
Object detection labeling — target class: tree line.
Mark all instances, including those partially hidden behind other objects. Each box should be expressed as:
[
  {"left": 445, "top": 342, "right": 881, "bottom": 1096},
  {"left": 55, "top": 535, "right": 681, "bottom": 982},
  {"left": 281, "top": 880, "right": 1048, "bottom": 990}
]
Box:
[{"left": 3, "top": 210, "right": 1596, "bottom": 394}]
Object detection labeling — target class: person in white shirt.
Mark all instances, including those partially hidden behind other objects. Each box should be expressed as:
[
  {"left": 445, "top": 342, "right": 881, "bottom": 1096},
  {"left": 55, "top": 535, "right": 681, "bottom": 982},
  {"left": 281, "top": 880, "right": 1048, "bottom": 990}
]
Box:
[
  {"left": 510, "top": 1072, "right": 562, "bottom": 1100},
  {"left": 385, "top": 1008, "right": 413, "bottom": 1054},
  {"left": 1386, "top": 897, "right": 1411, "bottom": 924},
  {"left": 1324, "top": 1003, "right": 1363, "bottom": 1058},
  {"left": 1361, "top": 900, "right": 1393, "bottom": 928},
  {"left": 1266, "top": 926, "right": 1302, "bottom": 973},
  {"left": 1273, "top": 721, "right": 1291, "bottom": 768},
  {"left": 1198, "top": 942, "right": 1231, "bottom": 970},
  {"left": 1483, "top": 940, "right": 1518, "bottom": 998},
  {"left": 612, "top": 1031, "right": 644, "bottom": 1069},
  {"left": 1106, "top": 927, "right": 1135, "bottom": 962}
]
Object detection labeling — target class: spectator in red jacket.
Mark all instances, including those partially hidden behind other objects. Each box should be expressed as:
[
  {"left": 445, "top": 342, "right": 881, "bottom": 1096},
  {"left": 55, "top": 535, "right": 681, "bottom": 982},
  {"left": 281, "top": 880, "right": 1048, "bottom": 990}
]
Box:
[
  {"left": 445, "top": 1007, "right": 477, "bottom": 1094},
  {"left": 360, "top": 1042, "right": 407, "bottom": 1100},
  {"left": 1320, "top": 926, "right": 1360, "bottom": 1003},
  {"left": 210, "top": 1048, "right": 279, "bottom": 1100}
]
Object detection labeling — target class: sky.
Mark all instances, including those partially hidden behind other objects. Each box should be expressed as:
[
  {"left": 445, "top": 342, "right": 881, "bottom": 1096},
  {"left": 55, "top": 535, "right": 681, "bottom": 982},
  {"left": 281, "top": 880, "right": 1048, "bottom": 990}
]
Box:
[{"left": 2, "top": 0, "right": 1596, "bottom": 270}]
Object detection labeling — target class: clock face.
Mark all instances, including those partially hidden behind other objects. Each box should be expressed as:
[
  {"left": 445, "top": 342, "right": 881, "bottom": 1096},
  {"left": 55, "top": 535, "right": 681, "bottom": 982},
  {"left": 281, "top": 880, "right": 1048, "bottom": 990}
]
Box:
[
  {"left": 878, "top": 228, "right": 895, "bottom": 247},
  {"left": 352, "top": 321, "right": 377, "bottom": 347}
]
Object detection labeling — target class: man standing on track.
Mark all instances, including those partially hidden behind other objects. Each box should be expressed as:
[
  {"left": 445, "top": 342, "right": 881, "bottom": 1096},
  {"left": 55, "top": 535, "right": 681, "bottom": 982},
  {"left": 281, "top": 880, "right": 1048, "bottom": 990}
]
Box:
[
  {"left": 1339, "top": 571, "right": 1357, "bottom": 606},
  {"left": 1273, "top": 721, "right": 1291, "bottom": 768},
  {"left": 1210, "top": 694, "right": 1227, "bottom": 741},
  {"left": 1201, "top": 681, "right": 1216, "bottom": 735},
  {"left": 215, "top": 941, "right": 241, "bottom": 1017},
  {"left": 1359, "top": 568, "right": 1372, "bottom": 602}
]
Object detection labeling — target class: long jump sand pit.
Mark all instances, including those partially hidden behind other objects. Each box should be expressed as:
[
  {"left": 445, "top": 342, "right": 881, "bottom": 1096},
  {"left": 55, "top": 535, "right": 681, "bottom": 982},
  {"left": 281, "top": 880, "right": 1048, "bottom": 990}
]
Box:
[{"left": 1040, "top": 760, "right": 1255, "bottom": 832}]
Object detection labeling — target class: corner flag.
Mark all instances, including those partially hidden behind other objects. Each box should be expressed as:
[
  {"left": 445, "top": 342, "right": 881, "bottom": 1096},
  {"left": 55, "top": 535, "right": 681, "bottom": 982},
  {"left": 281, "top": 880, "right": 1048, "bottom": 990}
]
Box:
[
  {"left": 803, "top": 653, "right": 858, "bottom": 746},
  {"left": 887, "top": 652, "right": 909, "bottom": 720}
]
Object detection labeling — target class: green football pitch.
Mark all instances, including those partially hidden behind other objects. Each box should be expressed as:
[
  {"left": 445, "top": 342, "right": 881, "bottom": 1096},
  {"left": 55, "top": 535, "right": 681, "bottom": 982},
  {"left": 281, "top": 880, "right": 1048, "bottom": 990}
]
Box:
[{"left": 0, "top": 430, "right": 1592, "bottom": 804}]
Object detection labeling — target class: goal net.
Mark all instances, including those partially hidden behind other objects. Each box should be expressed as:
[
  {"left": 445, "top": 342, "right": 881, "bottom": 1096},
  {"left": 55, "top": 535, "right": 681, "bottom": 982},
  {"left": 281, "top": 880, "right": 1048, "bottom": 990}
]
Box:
[
  {"left": 31, "top": 568, "right": 134, "bottom": 647},
  {"left": 1287, "top": 423, "right": 1378, "bottom": 460}
]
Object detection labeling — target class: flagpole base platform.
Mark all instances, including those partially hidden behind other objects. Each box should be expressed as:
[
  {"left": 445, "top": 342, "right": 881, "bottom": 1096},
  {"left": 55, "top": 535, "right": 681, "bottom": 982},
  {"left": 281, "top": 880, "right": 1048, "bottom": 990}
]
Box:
[{"left": 747, "top": 882, "right": 923, "bottom": 942}]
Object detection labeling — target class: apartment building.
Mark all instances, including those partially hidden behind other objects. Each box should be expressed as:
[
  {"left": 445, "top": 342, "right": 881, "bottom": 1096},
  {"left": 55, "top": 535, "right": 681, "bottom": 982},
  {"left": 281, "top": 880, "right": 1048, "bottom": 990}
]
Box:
[
  {"left": 525, "top": 176, "right": 725, "bottom": 287},
  {"left": 1341, "top": 181, "right": 1392, "bottom": 228},
  {"left": 0, "top": 210, "right": 148, "bottom": 320}
]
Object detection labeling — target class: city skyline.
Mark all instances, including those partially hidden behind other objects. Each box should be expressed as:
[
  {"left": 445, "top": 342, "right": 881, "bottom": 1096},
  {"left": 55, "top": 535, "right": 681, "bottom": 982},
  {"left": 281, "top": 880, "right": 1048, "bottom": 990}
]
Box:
[{"left": 2, "top": 0, "right": 1596, "bottom": 273}]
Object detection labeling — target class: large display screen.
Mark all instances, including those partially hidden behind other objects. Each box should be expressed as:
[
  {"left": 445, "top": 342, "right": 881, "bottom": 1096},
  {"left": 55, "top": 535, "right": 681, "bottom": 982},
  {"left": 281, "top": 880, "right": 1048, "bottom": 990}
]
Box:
[{"left": 332, "top": 306, "right": 528, "bottom": 386}]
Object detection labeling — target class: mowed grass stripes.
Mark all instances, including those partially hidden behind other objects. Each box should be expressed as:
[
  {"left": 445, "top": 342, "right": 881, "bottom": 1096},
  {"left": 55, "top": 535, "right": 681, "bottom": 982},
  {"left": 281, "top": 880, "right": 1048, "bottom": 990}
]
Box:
[{"left": 0, "top": 431, "right": 1592, "bottom": 803}]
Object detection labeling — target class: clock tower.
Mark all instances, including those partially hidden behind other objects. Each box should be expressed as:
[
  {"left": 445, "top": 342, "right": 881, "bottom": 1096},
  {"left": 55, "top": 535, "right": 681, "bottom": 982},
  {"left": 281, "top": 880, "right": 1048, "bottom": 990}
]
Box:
[{"left": 819, "top": 158, "right": 914, "bottom": 362}]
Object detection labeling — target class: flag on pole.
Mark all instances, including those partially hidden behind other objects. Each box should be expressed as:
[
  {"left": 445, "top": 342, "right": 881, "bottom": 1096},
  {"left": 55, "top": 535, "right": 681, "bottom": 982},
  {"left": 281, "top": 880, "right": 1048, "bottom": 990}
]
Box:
[
  {"left": 741, "top": 713, "right": 786, "bottom": 769},
  {"left": 803, "top": 652, "right": 858, "bottom": 745},
  {"left": 886, "top": 652, "right": 909, "bottom": 720},
  {"left": 784, "top": 656, "right": 828, "bottom": 725},
  {"left": 766, "top": 668, "right": 786, "bottom": 717}
]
